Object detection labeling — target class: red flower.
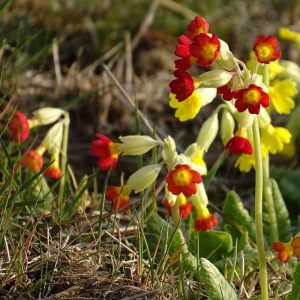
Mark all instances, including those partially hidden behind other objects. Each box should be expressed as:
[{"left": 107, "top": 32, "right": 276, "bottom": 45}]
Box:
[
  {"left": 8, "top": 111, "right": 30, "bottom": 142},
  {"left": 190, "top": 33, "right": 220, "bottom": 67},
  {"left": 169, "top": 70, "right": 195, "bottom": 101},
  {"left": 234, "top": 84, "right": 269, "bottom": 114},
  {"left": 177, "top": 193, "right": 192, "bottom": 218},
  {"left": 272, "top": 237, "right": 300, "bottom": 263},
  {"left": 44, "top": 165, "right": 62, "bottom": 180},
  {"left": 106, "top": 185, "right": 131, "bottom": 211},
  {"left": 194, "top": 205, "right": 218, "bottom": 231},
  {"left": 166, "top": 164, "right": 202, "bottom": 197},
  {"left": 217, "top": 81, "right": 237, "bottom": 101},
  {"left": 174, "top": 35, "right": 194, "bottom": 71},
  {"left": 91, "top": 134, "right": 121, "bottom": 171},
  {"left": 21, "top": 150, "right": 43, "bottom": 173},
  {"left": 186, "top": 16, "right": 209, "bottom": 39},
  {"left": 254, "top": 35, "right": 281, "bottom": 64},
  {"left": 225, "top": 128, "right": 253, "bottom": 155}
]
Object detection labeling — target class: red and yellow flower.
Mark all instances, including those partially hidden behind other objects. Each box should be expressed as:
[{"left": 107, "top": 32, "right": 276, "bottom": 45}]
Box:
[
  {"left": 8, "top": 111, "right": 30, "bottom": 142},
  {"left": 186, "top": 16, "right": 209, "bottom": 39},
  {"left": 194, "top": 204, "right": 218, "bottom": 231},
  {"left": 225, "top": 127, "right": 253, "bottom": 155},
  {"left": 166, "top": 164, "right": 202, "bottom": 197},
  {"left": 190, "top": 33, "right": 220, "bottom": 67},
  {"left": 217, "top": 80, "right": 237, "bottom": 101},
  {"left": 169, "top": 70, "right": 200, "bottom": 102},
  {"left": 234, "top": 84, "right": 269, "bottom": 114},
  {"left": 253, "top": 35, "right": 281, "bottom": 64},
  {"left": 21, "top": 150, "right": 43, "bottom": 173},
  {"left": 177, "top": 193, "right": 192, "bottom": 218},
  {"left": 272, "top": 236, "right": 300, "bottom": 263},
  {"left": 91, "top": 134, "right": 121, "bottom": 171},
  {"left": 44, "top": 149, "right": 62, "bottom": 180},
  {"left": 106, "top": 185, "right": 131, "bottom": 211}
]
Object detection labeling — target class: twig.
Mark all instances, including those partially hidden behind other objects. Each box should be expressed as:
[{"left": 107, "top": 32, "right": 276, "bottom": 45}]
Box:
[{"left": 53, "top": 38, "right": 63, "bottom": 88}]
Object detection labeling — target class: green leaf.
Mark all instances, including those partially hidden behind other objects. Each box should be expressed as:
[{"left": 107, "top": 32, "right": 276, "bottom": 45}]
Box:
[
  {"left": 189, "top": 230, "right": 233, "bottom": 261},
  {"left": 263, "top": 179, "right": 291, "bottom": 244},
  {"left": 222, "top": 191, "right": 256, "bottom": 241},
  {"left": 200, "top": 258, "right": 240, "bottom": 300},
  {"left": 286, "top": 262, "right": 300, "bottom": 300},
  {"left": 146, "top": 213, "right": 197, "bottom": 275}
]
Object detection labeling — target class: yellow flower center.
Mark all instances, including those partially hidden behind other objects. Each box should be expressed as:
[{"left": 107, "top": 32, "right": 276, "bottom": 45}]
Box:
[
  {"left": 174, "top": 169, "right": 192, "bottom": 186},
  {"left": 110, "top": 142, "right": 121, "bottom": 157},
  {"left": 202, "top": 44, "right": 218, "bottom": 61},
  {"left": 177, "top": 193, "right": 187, "bottom": 206},
  {"left": 257, "top": 44, "right": 272, "bottom": 58},
  {"left": 243, "top": 88, "right": 261, "bottom": 104},
  {"left": 196, "top": 204, "right": 210, "bottom": 220}
]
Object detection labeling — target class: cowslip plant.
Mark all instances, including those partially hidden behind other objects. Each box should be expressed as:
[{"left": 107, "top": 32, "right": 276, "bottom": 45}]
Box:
[{"left": 91, "top": 15, "right": 300, "bottom": 300}]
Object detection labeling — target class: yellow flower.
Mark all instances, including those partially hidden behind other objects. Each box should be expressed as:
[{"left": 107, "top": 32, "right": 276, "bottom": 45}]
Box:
[
  {"left": 279, "top": 27, "right": 300, "bottom": 43},
  {"left": 269, "top": 79, "right": 297, "bottom": 114},
  {"left": 278, "top": 137, "right": 296, "bottom": 158},
  {"left": 269, "top": 60, "right": 284, "bottom": 81},
  {"left": 235, "top": 152, "right": 255, "bottom": 173},
  {"left": 261, "top": 124, "right": 292, "bottom": 154},
  {"left": 169, "top": 88, "right": 216, "bottom": 122}
]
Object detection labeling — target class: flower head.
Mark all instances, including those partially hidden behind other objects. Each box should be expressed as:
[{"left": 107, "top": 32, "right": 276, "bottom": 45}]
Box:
[
  {"left": 190, "top": 33, "right": 220, "bottom": 67},
  {"left": 254, "top": 35, "right": 281, "bottom": 64},
  {"left": 166, "top": 164, "right": 202, "bottom": 197},
  {"left": 91, "top": 134, "right": 121, "bottom": 171},
  {"left": 225, "top": 128, "right": 253, "bottom": 155},
  {"left": 169, "top": 70, "right": 200, "bottom": 101},
  {"left": 235, "top": 84, "right": 269, "bottom": 114},
  {"left": 21, "top": 150, "right": 43, "bottom": 173},
  {"left": 8, "top": 111, "right": 30, "bottom": 142},
  {"left": 106, "top": 185, "right": 131, "bottom": 211},
  {"left": 194, "top": 204, "right": 218, "bottom": 231},
  {"left": 217, "top": 80, "right": 237, "bottom": 101},
  {"left": 186, "top": 16, "right": 209, "bottom": 39},
  {"left": 272, "top": 237, "right": 300, "bottom": 263},
  {"left": 44, "top": 148, "right": 62, "bottom": 179},
  {"left": 174, "top": 35, "right": 194, "bottom": 71},
  {"left": 269, "top": 79, "right": 297, "bottom": 114},
  {"left": 177, "top": 193, "right": 192, "bottom": 218},
  {"left": 261, "top": 125, "right": 292, "bottom": 154}
]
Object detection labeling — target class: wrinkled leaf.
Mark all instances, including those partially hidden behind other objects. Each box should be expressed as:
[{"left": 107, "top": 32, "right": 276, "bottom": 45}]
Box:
[
  {"left": 189, "top": 230, "right": 233, "bottom": 261},
  {"left": 222, "top": 191, "right": 256, "bottom": 241},
  {"left": 200, "top": 258, "right": 240, "bottom": 300}
]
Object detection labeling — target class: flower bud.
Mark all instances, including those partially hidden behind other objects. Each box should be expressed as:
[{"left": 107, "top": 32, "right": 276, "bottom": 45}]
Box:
[
  {"left": 196, "top": 112, "right": 219, "bottom": 152},
  {"left": 162, "top": 136, "right": 178, "bottom": 169},
  {"left": 119, "top": 135, "right": 160, "bottom": 155},
  {"left": 198, "top": 70, "right": 232, "bottom": 88},
  {"left": 31, "top": 107, "right": 64, "bottom": 126},
  {"left": 220, "top": 110, "right": 235, "bottom": 145},
  {"left": 127, "top": 164, "right": 162, "bottom": 193}
]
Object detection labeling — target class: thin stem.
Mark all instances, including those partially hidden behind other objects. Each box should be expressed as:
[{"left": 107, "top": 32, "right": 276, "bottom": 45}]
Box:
[
  {"left": 263, "top": 155, "right": 278, "bottom": 241},
  {"left": 253, "top": 117, "right": 268, "bottom": 300}
]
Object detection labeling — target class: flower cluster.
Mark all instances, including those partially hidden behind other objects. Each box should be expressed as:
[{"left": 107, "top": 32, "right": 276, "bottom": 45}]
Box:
[
  {"left": 272, "top": 236, "right": 300, "bottom": 263},
  {"left": 7, "top": 108, "right": 66, "bottom": 180}
]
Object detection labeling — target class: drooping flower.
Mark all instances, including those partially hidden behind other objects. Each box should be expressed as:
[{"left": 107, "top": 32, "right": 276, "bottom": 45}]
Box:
[
  {"left": 169, "top": 70, "right": 200, "bottom": 101},
  {"left": 186, "top": 16, "right": 209, "bottom": 39},
  {"left": 44, "top": 148, "right": 62, "bottom": 179},
  {"left": 234, "top": 84, "right": 269, "bottom": 114},
  {"left": 106, "top": 185, "right": 131, "bottom": 211},
  {"left": 217, "top": 80, "right": 237, "bottom": 101},
  {"left": 253, "top": 35, "right": 281, "bottom": 64},
  {"left": 21, "top": 150, "right": 44, "bottom": 173},
  {"left": 225, "top": 127, "right": 253, "bottom": 155},
  {"left": 272, "top": 236, "right": 300, "bottom": 263},
  {"left": 269, "top": 79, "right": 297, "bottom": 114},
  {"left": 169, "top": 87, "right": 216, "bottom": 122},
  {"left": 261, "top": 125, "right": 292, "bottom": 154},
  {"left": 8, "top": 111, "right": 30, "bottom": 142},
  {"left": 190, "top": 33, "right": 220, "bottom": 67},
  {"left": 91, "top": 134, "right": 121, "bottom": 171},
  {"left": 194, "top": 204, "right": 218, "bottom": 231},
  {"left": 119, "top": 135, "right": 160, "bottom": 155},
  {"left": 176, "top": 193, "right": 192, "bottom": 218},
  {"left": 166, "top": 164, "right": 202, "bottom": 197}
]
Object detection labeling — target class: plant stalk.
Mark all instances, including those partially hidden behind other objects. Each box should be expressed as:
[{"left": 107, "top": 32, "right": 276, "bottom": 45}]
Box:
[{"left": 253, "top": 117, "right": 268, "bottom": 300}]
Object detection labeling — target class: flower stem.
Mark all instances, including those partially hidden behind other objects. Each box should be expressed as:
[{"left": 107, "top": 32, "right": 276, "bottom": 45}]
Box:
[
  {"left": 253, "top": 117, "right": 268, "bottom": 300},
  {"left": 263, "top": 155, "right": 279, "bottom": 241}
]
